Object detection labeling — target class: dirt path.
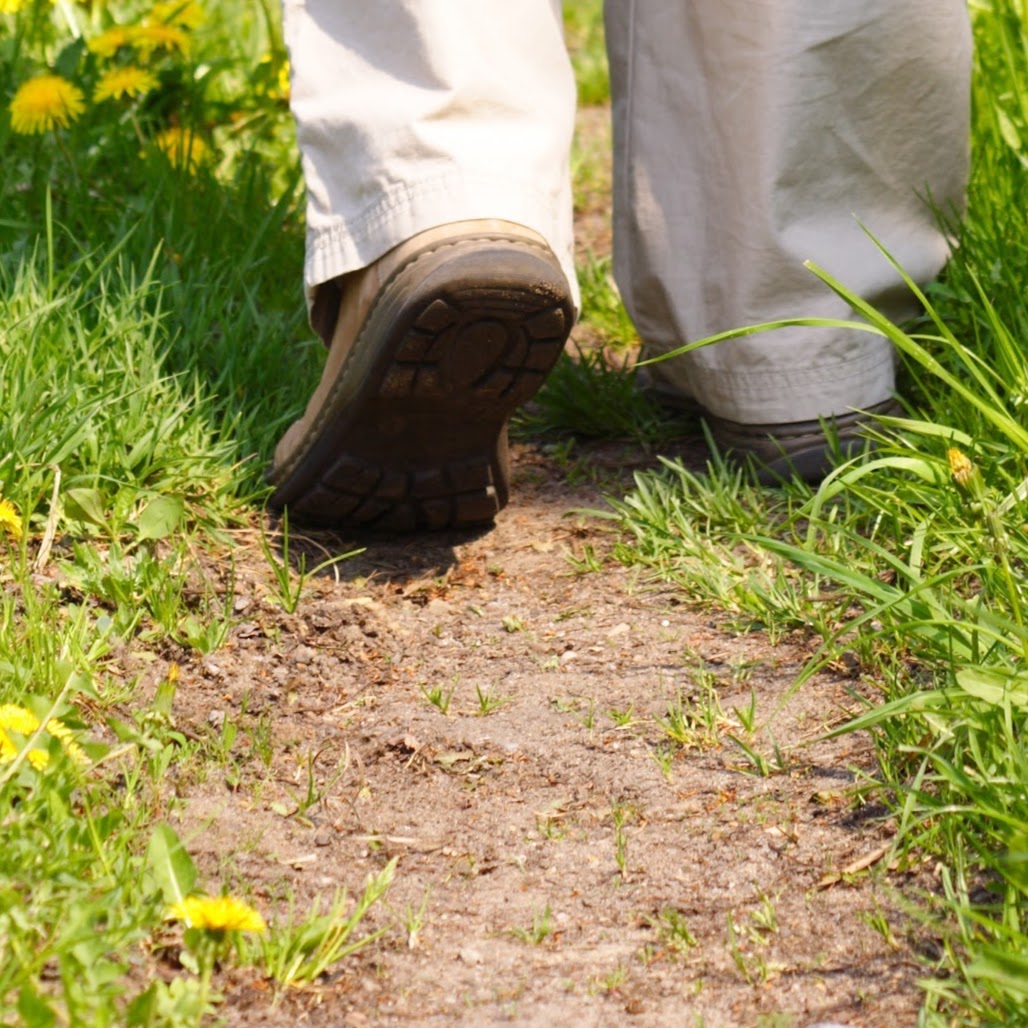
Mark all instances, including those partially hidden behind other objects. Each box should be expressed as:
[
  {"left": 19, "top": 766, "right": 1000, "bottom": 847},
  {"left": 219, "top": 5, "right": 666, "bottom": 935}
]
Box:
[
  {"left": 147, "top": 101, "right": 934, "bottom": 1027},
  {"left": 156, "top": 439, "right": 928, "bottom": 1027}
]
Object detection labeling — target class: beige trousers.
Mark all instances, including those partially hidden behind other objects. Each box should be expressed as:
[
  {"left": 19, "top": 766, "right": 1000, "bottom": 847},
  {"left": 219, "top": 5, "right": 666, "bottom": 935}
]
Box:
[{"left": 283, "top": 0, "right": 971, "bottom": 424}]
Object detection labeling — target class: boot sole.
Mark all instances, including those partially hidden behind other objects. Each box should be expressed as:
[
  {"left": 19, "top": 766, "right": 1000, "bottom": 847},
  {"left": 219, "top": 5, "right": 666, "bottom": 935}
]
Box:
[
  {"left": 707, "top": 399, "right": 902, "bottom": 484},
  {"left": 269, "top": 238, "right": 573, "bottom": 531}
]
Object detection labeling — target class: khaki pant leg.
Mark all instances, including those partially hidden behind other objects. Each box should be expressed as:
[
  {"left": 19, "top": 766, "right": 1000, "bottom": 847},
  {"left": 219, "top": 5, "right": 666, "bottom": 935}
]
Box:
[
  {"left": 605, "top": 0, "right": 971, "bottom": 423},
  {"left": 283, "top": 0, "right": 578, "bottom": 305}
]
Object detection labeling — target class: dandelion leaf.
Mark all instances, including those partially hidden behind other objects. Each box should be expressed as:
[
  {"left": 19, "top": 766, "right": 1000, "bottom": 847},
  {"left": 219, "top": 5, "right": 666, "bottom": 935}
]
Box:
[
  {"left": 145, "top": 823, "right": 198, "bottom": 905},
  {"left": 63, "top": 487, "right": 106, "bottom": 529},
  {"left": 137, "top": 495, "right": 184, "bottom": 541}
]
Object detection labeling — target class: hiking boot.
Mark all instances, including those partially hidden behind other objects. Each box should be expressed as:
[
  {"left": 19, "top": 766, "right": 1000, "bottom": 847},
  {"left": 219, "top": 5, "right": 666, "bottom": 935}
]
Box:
[
  {"left": 269, "top": 220, "right": 574, "bottom": 531},
  {"left": 636, "top": 366, "right": 898, "bottom": 484},
  {"left": 702, "top": 399, "right": 901, "bottom": 484}
]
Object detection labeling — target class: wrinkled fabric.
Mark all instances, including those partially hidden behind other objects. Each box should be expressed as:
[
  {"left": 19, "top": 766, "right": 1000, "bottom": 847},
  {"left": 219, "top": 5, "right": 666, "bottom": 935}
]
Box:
[
  {"left": 283, "top": 0, "right": 577, "bottom": 301},
  {"left": 605, "top": 0, "right": 971, "bottom": 421},
  {"left": 283, "top": 0, "right": 971, "bottom": 423}
]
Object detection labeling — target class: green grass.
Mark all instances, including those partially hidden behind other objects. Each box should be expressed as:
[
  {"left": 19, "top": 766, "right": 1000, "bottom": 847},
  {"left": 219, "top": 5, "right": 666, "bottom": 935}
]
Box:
[
  {"left": 563, "top": 0, "right": 609, "bottom": 106},
  {"left": 576, "top": 253, "right": 638, "bottom": 349},
  {"left": 5, "top": 0, "right": 1027, "bottom": 1022},
  {"left": 1, "top": 0, "right": 314, "bottom": 497},
  {"left": 608, "top": 2, "right": 1028, "bottom": 1022},
  {"left": 516, "top": 344, "right": 691, "bottom": 444},
  {"left": 0, "top": 2, "right": 387, "bottom": 1022}
]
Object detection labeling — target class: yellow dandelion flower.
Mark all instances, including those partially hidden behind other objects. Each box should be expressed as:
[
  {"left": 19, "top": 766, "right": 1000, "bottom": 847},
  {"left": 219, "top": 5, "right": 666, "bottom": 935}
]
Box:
[
  {"left": 0, "top": 498, "right": 22, "bottom": 541},
  {"left": 26, "top": 749, "right": 49, "bottom": 770},
  {"left": 256, "top": 52, "right": 290, "bottom": 101},
  {"left": 166, "top": 895, "right": 266, "bottom": 933},
  {"left": 0, "top": 704, "right": 40, "bottom": 735},
  {"left": 947, "top": 447, "right": 977, "bottom": 489},
  {"left": 87, "top": 26, "right": 132, "bottom": 58},
  {"left": 150, "top": 0, "right": 204, "bottom": 29},
  {"left": 129, "top": 22, "right": 189, "bottom": 57},
  {"left": 94, "top": 65, "right": 158, "bottom": 102},
  {"left": 9, "top": 74, "right": 86, "bottom": 135},
  {"left": 0, "top": 706, "right": 88, "bottom": 768},
  {"left": 0, "top": 707, "right": 40, "bottom": 768},
  {"left": 45, "top": 718, "right": 89, "bottom": 765},
  {"left": 152, "top": 126, "right": 207, "bottom": 171},
  {"left": 0, "top": 0, "right": 48, "bottom": 12}
]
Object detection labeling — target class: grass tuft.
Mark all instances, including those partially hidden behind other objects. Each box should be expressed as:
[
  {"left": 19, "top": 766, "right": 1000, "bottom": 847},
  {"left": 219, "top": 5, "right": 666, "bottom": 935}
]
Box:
[
  {"left": 518, "top": 346, "right": 690, "bottom": 444},
  {"left": 609, "top": 3, "right": 1028, "bottom": 1020},
  {"left": 563, "top": 0, "right": 609, "bottom": 106}
]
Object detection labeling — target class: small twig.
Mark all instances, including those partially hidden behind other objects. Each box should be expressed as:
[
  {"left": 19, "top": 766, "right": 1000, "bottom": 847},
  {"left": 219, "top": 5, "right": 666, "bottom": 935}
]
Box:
[{"left": 817, "top": 840, "right": 894, "bottom": 889}]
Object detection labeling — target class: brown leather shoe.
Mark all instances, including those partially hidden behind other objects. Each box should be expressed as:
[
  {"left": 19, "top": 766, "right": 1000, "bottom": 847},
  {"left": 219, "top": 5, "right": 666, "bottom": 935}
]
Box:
[{"left": 269, "top": 221, "right": 574, "bottom": 530}]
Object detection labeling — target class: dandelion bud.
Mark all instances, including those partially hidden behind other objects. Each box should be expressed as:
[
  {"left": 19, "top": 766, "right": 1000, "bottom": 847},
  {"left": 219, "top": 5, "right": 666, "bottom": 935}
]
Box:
[{"left": 947, "top": 447, "right": 977, "bottom": 489}]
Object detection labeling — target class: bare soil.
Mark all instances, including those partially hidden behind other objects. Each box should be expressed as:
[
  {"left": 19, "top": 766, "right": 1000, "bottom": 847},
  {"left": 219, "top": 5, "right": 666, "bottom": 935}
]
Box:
[
  {"left": 145, "top": 103, "right": 936, "bottom": 1027},
  {"left": 147, "top": 438, "right": 935, "bottom": 1027}
]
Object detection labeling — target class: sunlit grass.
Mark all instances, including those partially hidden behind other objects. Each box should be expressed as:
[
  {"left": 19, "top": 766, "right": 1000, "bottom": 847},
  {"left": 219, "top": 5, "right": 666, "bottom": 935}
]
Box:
[
  {"left": 7, "top": 0, "right": 1028, "bottom": 1021},
  {"left": 610, "top": 3, "right": 1028, "bottom": 1021},
  {"left": 563, "top": 0, "right": 609, "bottom": 106},
  {"left": 0, "top": 2, "right": 376, "bottom": 1022}
]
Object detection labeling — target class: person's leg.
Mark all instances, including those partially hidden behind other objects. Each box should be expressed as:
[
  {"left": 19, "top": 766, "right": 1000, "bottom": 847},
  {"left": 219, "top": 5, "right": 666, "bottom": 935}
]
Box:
[
  {"left": 606, "top": 0, "right": 971, "bottom": 479},
  {"left": 272, "top": 0, "right": 578, "bottom": 529}
]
